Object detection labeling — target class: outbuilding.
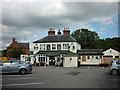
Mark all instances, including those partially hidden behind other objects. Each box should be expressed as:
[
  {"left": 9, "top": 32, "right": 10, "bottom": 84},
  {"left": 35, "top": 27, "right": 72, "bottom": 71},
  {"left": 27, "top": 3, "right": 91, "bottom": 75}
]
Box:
[{"left": 63, "top": 52, "right": 78, "bottom": 67}]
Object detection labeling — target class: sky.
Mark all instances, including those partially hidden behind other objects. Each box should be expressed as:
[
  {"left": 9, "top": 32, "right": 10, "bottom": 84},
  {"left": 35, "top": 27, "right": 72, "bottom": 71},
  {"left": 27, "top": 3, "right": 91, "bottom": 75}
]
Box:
[{"left": 1, "top": 0, "right": 119, "bottom": 51}]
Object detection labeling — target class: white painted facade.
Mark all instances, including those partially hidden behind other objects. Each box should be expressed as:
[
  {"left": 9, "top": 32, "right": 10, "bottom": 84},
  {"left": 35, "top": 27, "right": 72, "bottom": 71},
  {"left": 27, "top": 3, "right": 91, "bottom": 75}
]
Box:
[
  {"left": 103, "top": 48, "right": 120, "bottom": 58},
  {"left": 78, "top": 55, "right": 102, "bottom": 65},
  {"left": 21, "top": 54, "right": 35, "bottom": 64},
  {"left": 33, "top": 42, "right": 81, "bottom": 54},
  {"left": 63, "top": 56, "right": 78, "bottom": 67}
]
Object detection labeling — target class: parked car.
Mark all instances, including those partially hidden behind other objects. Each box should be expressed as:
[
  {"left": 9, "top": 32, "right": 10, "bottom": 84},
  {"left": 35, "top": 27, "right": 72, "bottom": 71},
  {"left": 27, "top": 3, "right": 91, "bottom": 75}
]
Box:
[
  {"left": 0, "top": 60, "right": 32, "bottom": 75},
  {"left": 109, "top": 60, "right": 120, "bottom": 75}
]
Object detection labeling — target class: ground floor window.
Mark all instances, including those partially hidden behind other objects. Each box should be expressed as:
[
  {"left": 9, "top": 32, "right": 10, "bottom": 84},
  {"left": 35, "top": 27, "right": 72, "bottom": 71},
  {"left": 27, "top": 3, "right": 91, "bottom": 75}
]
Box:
[
  {"left": 87, "top": 56, "right": 90, "bottom": 59},
  {"left": 115, "top": 56, "right": 119, "bottom": 58},
  {"left": 38, "top": 54, "right": 46, "bottom": 62},
  {"left": 96, "top": 56, "right": 99, "bottom": 59}
]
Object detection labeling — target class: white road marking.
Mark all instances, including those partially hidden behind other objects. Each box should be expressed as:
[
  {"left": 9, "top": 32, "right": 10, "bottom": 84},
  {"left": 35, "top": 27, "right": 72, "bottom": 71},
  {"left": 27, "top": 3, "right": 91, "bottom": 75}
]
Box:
[
  {"left": 5, "top": 77, "right": 36, "bottom": 80},
  {"left": 4, "top": 82, "right": 44, "bottom": 86}
]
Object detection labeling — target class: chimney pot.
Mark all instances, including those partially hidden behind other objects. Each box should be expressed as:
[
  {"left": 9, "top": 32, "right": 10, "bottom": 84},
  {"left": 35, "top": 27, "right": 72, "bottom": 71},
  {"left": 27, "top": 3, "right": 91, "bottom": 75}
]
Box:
[
  {"left": 58, "top": 29, "right": 61, "bottom": 35},
  {"left": 63, "top": 28, "right": 70, "bottom": 35},
  {"left": 13, "top": 38, "right": 16, "bottom": 43},
  {"left": 48, "top": 28, "right": 55, "bottom": 36}
]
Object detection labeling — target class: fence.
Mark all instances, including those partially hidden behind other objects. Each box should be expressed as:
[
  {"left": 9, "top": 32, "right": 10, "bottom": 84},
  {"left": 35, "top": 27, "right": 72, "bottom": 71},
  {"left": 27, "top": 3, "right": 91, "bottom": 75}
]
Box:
[{"left": 103, "top": 58, "right": 120, "bottom": 64}]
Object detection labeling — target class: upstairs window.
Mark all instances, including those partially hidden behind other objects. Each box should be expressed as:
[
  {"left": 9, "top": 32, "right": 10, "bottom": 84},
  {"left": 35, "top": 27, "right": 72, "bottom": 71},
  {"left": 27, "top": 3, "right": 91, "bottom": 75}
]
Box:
[
  {"left": 63, "top": 44, "right": 69, "bottom": 50},
  {"left": 52, "top": 44, "right": 56, "bottom": 50},
  {"left": 47, "top": 44, "right": 51, "bottom": 50},
  {"left": 40, "top": 44, "right": 46, "bottom": 50},
  {"left": 57, "top": 44, "right": 61, "bottom": 50}
]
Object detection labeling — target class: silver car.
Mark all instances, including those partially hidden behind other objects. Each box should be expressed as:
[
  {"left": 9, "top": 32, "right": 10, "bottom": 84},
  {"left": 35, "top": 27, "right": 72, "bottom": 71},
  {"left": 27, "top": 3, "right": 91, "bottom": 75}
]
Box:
[
  {"left": 109, "top": 60, "right": 120, "bottom": 75},
  {"left": 0, "top": 60, "right": 32, "bottom": 75}
]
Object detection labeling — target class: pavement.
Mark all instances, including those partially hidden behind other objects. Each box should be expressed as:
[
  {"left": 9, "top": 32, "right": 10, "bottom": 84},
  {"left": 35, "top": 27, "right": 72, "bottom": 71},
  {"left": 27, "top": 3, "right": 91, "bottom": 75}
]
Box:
[{"left": 1, "top": 66, "right": 120, "bottom": 89}]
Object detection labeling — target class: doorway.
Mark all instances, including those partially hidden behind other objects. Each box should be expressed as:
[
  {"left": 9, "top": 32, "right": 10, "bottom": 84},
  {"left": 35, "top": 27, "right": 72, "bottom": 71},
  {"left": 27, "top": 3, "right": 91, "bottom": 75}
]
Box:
[
  {"left": 49, "top": 56, "right": 55, "bottom": 65},
  {"left": 82, "top": 56, "right": 86, "bottom": 61}
]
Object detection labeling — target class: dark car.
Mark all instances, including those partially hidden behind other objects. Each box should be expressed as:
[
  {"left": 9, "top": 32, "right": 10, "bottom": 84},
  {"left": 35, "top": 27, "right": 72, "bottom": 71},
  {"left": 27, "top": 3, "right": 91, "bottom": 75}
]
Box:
[{"left": 0, "top": 60, "right": 32, "bottom": 75}]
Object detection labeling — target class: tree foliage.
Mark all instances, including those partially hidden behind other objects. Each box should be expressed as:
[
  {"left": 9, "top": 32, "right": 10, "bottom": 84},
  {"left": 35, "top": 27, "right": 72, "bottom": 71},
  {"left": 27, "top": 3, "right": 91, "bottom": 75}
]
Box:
[
  {"left": 71, "top": 29, "right": 99, "bottom": 49},
  {"left": 71, "top": 29, "right": 120, "bottom": 51}
]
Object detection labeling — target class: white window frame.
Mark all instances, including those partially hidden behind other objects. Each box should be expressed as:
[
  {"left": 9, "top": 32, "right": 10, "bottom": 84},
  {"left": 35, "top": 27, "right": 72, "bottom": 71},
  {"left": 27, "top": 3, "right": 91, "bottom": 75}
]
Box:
[
  {"left": 52, "top": 44, "right": 56, "bottom": 50},
  {"left": 63, "top": 44, "right": 69, "bottom": 50}
]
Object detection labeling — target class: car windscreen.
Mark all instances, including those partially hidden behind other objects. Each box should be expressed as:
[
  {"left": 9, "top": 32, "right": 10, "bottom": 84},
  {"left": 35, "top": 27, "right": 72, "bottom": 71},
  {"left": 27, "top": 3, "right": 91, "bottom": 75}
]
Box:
[
  {"left": 3, "top": 60, "right": 12, "bottom": 63},
  {"left": 116, "top": 61, "right": 120, "bottom": 64}
]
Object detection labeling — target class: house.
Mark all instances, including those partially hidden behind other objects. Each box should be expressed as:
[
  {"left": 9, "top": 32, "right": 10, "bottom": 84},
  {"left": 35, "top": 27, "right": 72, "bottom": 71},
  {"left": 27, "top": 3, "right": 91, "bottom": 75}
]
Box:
[
  {"left": 32, "top": 28, "right": 81, "bottom": 66},
  {"left": 103, "top": 48, "right": 120, "bottom": 64},
  {"left": 7, "top": 38, "right": 30, "bottom": 59},
  {"left": 77, "top": 49, "right": 103, "bottom": 65},
  {"left": 21, "top": 28, "right": 81, "bottom": 66}
]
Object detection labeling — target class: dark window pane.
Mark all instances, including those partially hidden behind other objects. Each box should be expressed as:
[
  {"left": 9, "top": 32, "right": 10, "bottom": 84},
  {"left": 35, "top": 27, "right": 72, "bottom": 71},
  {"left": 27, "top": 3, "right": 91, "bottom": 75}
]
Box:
[{"left": 115, "top": 56, "right": 119, "bottom": 58}]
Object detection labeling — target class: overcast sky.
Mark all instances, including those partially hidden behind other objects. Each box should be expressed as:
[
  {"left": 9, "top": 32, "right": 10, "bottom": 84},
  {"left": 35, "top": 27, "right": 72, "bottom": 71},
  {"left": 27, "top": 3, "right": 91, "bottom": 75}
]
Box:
[{"left": 1, "top": 0, "right": 119, "bottom": 51}]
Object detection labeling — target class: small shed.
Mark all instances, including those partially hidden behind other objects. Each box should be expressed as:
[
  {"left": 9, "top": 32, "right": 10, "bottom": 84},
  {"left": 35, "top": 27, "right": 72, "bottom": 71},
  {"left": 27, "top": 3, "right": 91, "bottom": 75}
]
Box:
[{"left": 63, "top": 52, "right": 78, "bottom": 67}]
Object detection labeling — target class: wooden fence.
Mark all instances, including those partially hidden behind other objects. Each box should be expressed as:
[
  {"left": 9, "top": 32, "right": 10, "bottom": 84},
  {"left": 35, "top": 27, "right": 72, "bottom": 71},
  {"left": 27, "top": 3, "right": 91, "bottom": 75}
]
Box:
[{"left": 102, "top": 58, "right": 120, "bottom": 64}]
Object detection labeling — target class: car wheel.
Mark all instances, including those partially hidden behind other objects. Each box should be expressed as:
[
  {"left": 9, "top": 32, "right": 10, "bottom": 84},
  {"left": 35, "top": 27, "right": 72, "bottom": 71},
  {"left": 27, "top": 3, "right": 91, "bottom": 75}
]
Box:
[
  {"left": 111, "top": 69, "right": 118, "bottom": 75},
  {"left": 19, "top": 69, "right": 27, "bottom": 75}
]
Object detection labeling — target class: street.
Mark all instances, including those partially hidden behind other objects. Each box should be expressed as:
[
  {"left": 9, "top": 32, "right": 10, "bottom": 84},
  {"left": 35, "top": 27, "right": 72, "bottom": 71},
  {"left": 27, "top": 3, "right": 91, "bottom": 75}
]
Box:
[{"left": 2, "top": 66, "right": 120, "bottom": 88}]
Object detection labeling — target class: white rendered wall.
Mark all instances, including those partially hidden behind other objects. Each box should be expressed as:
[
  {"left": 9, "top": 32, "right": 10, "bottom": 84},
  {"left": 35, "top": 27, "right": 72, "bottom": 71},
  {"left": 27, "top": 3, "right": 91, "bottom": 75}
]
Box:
[
  {"left": 33, "top": 42, "right": 81, "bottom": 54},
  {"left": 103, "top": 48, "right": 120, "bottom": 58},
  {"left": 63, "top": 57, "right": 78, "bottom": 67},
  {"left": 79, "top": 55, "right": 102, "bottom": 65}
]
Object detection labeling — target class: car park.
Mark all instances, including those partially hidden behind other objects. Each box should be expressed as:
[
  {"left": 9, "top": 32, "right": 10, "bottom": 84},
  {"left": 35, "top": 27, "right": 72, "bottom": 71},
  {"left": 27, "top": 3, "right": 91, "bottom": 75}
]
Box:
[
  {"left": 109, "top": 60, "right": 120, "bottom": 75},
  {"left": 0, "top": 60, "right": 32, "bottom": 75}
]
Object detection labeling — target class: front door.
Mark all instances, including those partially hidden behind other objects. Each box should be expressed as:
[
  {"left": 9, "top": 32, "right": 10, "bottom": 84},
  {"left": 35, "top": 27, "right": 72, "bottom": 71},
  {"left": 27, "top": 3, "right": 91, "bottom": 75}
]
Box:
[
  {"left": 49, "top": 56, "right": 55, "bottom": 65},
  {"left": 82, "top": 56, "right": 86, "bottom": 61}
]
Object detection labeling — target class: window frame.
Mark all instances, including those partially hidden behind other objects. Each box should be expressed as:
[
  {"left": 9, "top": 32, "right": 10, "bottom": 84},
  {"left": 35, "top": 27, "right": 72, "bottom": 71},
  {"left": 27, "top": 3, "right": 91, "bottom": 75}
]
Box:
[{"left": 52, "top": 44, "right": 56, "bottom": 50}]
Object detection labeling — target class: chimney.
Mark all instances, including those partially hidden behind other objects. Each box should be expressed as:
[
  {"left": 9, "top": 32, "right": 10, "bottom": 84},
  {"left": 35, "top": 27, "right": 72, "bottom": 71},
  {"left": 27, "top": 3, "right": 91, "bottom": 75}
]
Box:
[
  {"left": 63, "top": 28, "right": 70, "bottom": 35},
  {"left": 13, "top": 38, "right": 16, "bottom": 43},
  {"left": 57, "top": 29, "right": 61, "bottom": 35},
  {"left": 48, "top": 28, "right": 55, "bottom": 36}
]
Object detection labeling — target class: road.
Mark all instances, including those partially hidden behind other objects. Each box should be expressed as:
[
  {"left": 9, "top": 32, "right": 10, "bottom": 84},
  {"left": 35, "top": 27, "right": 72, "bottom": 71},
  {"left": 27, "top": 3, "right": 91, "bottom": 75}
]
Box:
[{"left": 1, "top": 66, "right": 120, "bottom": 89}]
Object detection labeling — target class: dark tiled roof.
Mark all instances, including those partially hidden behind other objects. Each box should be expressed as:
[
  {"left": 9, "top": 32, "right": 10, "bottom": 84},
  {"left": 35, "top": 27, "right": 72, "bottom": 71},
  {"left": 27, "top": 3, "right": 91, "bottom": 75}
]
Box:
[
  {"left": 77, "top": 49, "right": 103, "bottom": 55},
  {"left": 17, "top": 43, "right": 29, "bottom": 49},
  {"left": 65, "top": 52, "right": 78, "bottom": 57},
  {"left": 33, "top": 35, "right": 76, "bottom": 43},
  {"left": 36, "top": 50, "right": 69, "bottom": 56}
]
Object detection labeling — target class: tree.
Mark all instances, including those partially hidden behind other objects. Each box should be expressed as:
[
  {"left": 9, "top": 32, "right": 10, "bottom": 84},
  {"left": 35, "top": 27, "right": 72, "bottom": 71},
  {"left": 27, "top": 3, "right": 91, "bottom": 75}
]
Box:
[
  {"left": 71, "top": 29, "right": 120, "bottom": 51},
  {"left": 71, "top": 29, "right": 99, "bottom": 49},
  {"left": 8, "top": 49, "right": 26, "bottom": 59},
  {"left": 2, "top": 50, "right": 7, "bottom": 57}
]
